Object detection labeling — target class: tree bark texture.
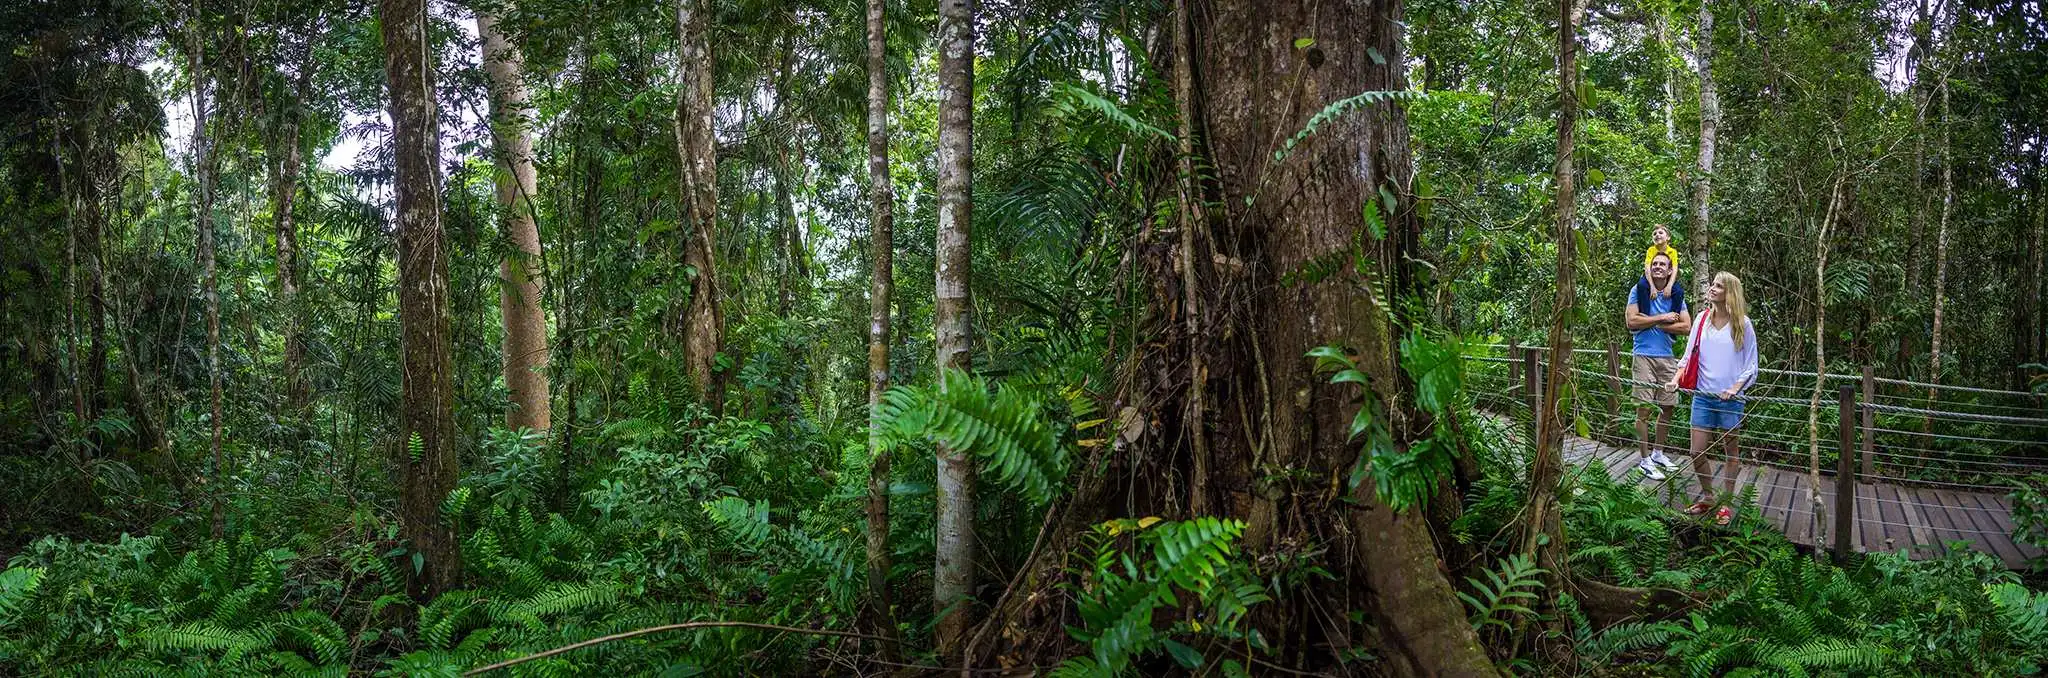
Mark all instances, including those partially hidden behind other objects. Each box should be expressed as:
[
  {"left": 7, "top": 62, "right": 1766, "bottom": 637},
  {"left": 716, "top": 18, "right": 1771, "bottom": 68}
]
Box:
[
  {"left": 932, "top": 0, "right": 977, "bottom": 659},
  {"left": 480, "top": 5, "right": 552, "bottom": 433},
  {"left": 1171, "top": 0, "right": 1214, "bottom": 517},
  {"left": 1805, "top": 172, "right": 1845, "bottom": 544},
  {"left": 1519, "top": 0, "right": 1580, "bottom": 661},
  {"left": 271, "top": 64, "right": 312, "bottom": 411},
  {"left": 979, "top": 1, "right": 1499, "bottom": 673},
  {"left": 186, "top": 22, "right": 227, "bottom": 539},
  {"left": 861, "top": 0, "right": 900, "bottom": 654},
  {"left": 381, "top": 0, "right": 464, "bottom": 598},
  {"left": 671, "top": 0, "right": 725, "bottom": 407},
  {"left": 1686, "top": 0, "right": 1717, "bottom": 295},
  {"left": 1928, "top": 80, "right": 1951, "bottom": 399}
]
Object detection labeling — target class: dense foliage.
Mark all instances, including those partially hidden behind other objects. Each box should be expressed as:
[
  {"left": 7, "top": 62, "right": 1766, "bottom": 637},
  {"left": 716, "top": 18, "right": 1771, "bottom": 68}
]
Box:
[{"left": 2, "top": 0, "right": 2044, "bottom": 674}]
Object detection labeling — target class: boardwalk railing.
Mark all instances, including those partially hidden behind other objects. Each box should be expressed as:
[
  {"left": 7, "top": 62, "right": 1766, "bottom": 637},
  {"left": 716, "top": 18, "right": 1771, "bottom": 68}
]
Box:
[{"left": 1469, "top": 342, "right": 2048, "bottom": 567}]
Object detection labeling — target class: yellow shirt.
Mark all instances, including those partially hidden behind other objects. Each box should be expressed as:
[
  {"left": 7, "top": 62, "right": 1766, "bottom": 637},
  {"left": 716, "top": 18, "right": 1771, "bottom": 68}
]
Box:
[{"left": 1644, "top": 244, "right": 1680, "bottom": 269}]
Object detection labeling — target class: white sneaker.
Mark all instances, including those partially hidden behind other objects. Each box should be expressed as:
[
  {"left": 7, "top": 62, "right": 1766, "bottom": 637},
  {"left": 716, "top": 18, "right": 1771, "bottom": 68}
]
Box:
[
  {"left": 1637, "top": 458, "right": 1667, "bottom": 481},
  {"left": 1650, "top": 450, "right": 1681, "bottom": 471}
]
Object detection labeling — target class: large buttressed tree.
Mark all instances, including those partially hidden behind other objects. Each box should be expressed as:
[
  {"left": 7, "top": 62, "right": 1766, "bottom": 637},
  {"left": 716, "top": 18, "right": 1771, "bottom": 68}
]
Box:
[
  {"left": 981, "top": 0, "right": 1498, "bottom": 672},
  {"left": 380, "top": 0, "right": 462, "bottom": 598}
]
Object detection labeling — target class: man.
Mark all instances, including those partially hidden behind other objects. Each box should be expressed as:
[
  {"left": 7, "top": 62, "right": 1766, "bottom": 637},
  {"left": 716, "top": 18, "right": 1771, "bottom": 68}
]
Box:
[{"left": 1625, "top": 251, "right": 1690, "bottom": 480}]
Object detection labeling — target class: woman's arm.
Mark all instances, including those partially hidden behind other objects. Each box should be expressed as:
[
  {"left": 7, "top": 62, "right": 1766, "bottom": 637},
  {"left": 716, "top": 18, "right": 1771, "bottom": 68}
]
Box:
[
  {"left": 1735, "top": 320, "right": 1760, "bottom": 392},
  {"left": 1668, "top": 315, "right": 1698, "bottom": 389}
]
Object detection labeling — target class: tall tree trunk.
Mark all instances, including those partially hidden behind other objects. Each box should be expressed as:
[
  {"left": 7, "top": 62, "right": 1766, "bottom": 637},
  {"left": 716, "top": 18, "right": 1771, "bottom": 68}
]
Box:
[
  {"left": 1172, "top": 0, "right": 1214, "bottom": 516},
  {"left": 1806, "top": 171, "right": 1844, "bottom": 546},
  {"left": 978, "top": 1, "right": 1499, "bottom": 673},
  {"left": 2031, "top": 147, "right": 2046, "bottom": 367},
  {"left": 382, "top": 0, "right": 463, "bottom": 598},
  {"left": 861, "top": 0, "right": 900, "bottom": 655},
  {"left": 1900, "top": 0, "right": 1935, "bottom": 367},
  {"left": 1519, "top": 0, "right": 1580, "bottom": 661},
  {"left": 480, "top": 4, "right": 552, "bottom": 433},
  {"left": 186, "top": 21, "right": 227, "bottom": 540},
  {"left": 1655, "top": 9, "right": 1677, "bottom": 149},
  {"left": 82, "top": 152, "right": 108, "bottom": 430},
  {"left": 932, "top": 0, "right": 978, "bottom": 660},
  {"left": 271, "top": 65, "right": 312, "bottom": 411},
  {"left": 1686, "top": 0, "right": 1717, "bottom": 294},
  {"left": 671, "top": 0, "right": 725, "bottom": 407},
  {"left": 1927, "top": 81, "right": 1951, "bottom": 408}
]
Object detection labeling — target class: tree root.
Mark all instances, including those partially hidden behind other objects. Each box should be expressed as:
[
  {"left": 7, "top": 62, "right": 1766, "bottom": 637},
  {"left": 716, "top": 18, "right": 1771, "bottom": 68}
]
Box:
[{"left": 1568, "top": 576, "right": 1700, "bottom": 628}]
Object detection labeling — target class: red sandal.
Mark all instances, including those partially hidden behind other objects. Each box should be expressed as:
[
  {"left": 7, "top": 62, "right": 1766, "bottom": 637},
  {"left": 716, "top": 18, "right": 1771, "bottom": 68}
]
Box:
[
  {"left": 1685, "top": 502, "right": 1713, "bottom": 515},
  {"left": 1714, "top": 506, "right": 1733, "bottom": 526}
]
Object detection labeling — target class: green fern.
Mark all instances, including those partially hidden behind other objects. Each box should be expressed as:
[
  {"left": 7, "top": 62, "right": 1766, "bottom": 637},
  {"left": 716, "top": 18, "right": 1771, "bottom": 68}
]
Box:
[
  {"left": 1064, "top": 517, "right": 1254, "bottom": 675},
  {"left": 1051, "top": 82, "right": 1173, "bottom": 141},
  {"left": 134, "top": 621, "right": 266, "bottom": 660},
  {"left": 0, "top": 567, "right": 45, "bottom": 627},
  {"left": 1988, "top": 582, "right": 2048, "bottom": 641},
  {"left": 1456, "top": 553, "right": 1547, "bottom": 632},
  {"left": 407, "top": 431, "right": 424, "bottom": 465},
  {"left": 1757, "top": 637, "right": 1889, "bottom": 674},
  {"left": 874, "top": 369, "right": 1068, "bottom": 503},
  {"left": 702, "top": 496, "right": 772, "bottom": 547},
  {"left": 1273, "top": 90, "right": 1425, "bottom": 164},
  {"left": 1581, "top": 620, "right": 1684, "bottom": 660}
]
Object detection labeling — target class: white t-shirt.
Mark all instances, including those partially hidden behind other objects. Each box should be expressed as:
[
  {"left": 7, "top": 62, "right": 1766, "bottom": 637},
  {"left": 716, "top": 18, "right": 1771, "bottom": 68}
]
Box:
[{"left": 1676, "top": 311, "right": 1759, "bottom": 396}]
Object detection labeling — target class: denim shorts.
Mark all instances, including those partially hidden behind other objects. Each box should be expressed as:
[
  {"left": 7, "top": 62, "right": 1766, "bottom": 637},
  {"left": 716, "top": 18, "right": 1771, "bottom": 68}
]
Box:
[{"left": 1690, "top": 394, "right": 1746, "bottom": 430}]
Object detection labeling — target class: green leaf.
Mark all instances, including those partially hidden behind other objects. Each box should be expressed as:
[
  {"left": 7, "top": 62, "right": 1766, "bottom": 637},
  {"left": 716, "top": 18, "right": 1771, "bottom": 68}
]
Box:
[
  {"left": 1364, "top": 197, "right": 1387, "bottom": 240},
  {"left": 1368, "top": 47, "right": 1386, "bottom": 65},
  {"left": 1161, "top": 638, "right": 1204, "bottom": 668},
  {"left": 1293, "top": 37, "right": 1316, "bottom": 49},
  {"left": 1587, "top": 168, "right": 1607, "bottom": 185},
  {"left": 1053, "top": 83, "right": 1174, "bottom": 141}
]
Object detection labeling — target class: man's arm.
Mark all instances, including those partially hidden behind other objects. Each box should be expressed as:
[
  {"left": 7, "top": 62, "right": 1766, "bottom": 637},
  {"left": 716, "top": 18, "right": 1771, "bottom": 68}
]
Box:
[
  {"left": 1625, "top": 302, "right": 1671, "bottom": 331},
  {"left": 1660, "top": 308, "right": 1691, "bottom": 335}
]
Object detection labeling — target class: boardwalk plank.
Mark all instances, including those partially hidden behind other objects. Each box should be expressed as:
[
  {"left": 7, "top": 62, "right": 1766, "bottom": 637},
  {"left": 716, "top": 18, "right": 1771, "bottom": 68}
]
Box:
[
  {"left": 1782, "top": 472, "right": 1812, "bottom": 545},
  {"left": 1989, "top": 495, "right": 2047, "bottom": 561},
  {"left": 1855, "top": 483, "right": 1881, "bottom": 554},
  {"left": 1927, "top": 489, "right": 1997, "bottom": 561},
  {"left": 1896, "top": 486, "right": 1938, "bottom": 558},
  {"left": 1909, "top": 487, "right": 1960, "bottom": 557},
  {"left": 1756, "top": 464, "right": 1789, "bottom": 525},
  {"left": 1957, "top": 492, "right": 2028, "bottom": 568},
  {"left": 1874, "top": 484, "right": 1914, "bottom": 556}
]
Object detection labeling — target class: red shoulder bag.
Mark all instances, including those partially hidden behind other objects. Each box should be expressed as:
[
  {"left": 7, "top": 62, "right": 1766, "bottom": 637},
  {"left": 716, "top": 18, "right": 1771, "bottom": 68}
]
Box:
[{"left": 1676, "top": 308, "right": 1709, "bottom": 391}]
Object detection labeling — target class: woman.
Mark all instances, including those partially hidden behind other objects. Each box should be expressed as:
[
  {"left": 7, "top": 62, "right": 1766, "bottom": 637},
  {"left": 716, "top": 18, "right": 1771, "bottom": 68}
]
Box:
[{"left": 1667, "top": 271, "right": 1759, "bottom": 526}]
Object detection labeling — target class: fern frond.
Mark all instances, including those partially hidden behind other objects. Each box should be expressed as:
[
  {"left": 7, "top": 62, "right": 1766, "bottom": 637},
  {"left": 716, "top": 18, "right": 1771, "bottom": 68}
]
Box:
[
  {"left": 135, "top": 621, "right": 266, "bottom": 658},
  {"left": 1988, "top": 582, "right": 2048, "bottom": 641},
  {"left": 1764, "top": 638, "right": 1889, "bottom": 672},
  {"left": 875, "top": 369, "right": 1068, "bottom": 503},
  {"left": 702, "top": 496, "right": 773, "bottom": 547},
  {"left": 0, "top": 567, "right": 46, "bottom": 626},
  {"left": 1583, "top": 621, "right": 1683, "bottom": 660}
]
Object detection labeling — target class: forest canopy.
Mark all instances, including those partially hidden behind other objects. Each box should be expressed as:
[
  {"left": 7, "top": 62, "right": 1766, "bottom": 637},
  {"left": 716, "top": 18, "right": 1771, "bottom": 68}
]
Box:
[{"left": 2, "top": 0, "right": 2046, "bottom": 675}]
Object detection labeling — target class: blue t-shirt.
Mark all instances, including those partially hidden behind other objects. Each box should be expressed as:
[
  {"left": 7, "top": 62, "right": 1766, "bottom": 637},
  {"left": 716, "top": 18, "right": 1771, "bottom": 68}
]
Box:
[{"left": 1630, "top": 278, "right": 1687, "bottom": 357}]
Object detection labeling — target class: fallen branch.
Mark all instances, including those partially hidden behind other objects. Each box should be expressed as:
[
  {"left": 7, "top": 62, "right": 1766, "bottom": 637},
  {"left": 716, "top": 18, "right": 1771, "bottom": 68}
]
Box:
[{"left": 462, "top": 621, "right": 903, "bottom": 675}]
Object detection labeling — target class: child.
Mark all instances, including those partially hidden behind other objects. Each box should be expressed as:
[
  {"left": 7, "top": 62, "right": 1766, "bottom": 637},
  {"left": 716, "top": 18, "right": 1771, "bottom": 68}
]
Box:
[{"left": 1642, "top": 225, "right": 1681, "bottom": 299}]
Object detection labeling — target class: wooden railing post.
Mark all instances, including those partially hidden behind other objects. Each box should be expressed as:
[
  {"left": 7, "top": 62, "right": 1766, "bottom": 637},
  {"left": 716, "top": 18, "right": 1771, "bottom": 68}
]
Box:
[
  {"left": 1860, "top": 366, "right": 1875, "bottom": 478},
  {"left": 1604, "top": 341, "right": 1622, "bottom": 424},
  {"left": 1835, "top": 384, "right": 1857, "bottom": 563},
  {"left": 1524, "top": 346, "right": 1541, "bottom": 446}
]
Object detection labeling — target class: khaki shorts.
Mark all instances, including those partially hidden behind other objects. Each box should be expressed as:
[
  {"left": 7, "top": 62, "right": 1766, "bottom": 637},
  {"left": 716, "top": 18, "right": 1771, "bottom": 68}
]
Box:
[{"left": 1632, "top": 355, "right": 1679, "bottom": 407}]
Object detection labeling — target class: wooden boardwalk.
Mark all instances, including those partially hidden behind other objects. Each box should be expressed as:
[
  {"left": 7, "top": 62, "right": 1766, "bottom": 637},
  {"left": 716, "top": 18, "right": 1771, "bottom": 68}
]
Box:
[{"left": 1560, "top": 435, "right": 2044, "bottom": 569}]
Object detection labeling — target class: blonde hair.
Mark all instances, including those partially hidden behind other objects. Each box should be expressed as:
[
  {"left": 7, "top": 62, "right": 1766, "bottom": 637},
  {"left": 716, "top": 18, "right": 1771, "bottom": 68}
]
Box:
[{"left": 1714, "top": 271, "right": 1750, "bottom": 349}]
